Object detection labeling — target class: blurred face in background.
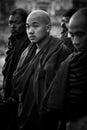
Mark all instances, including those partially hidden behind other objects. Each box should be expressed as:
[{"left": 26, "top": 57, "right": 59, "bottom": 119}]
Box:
[
  {"left": 69, "top": 13, "right": 87, "bottom": 51},
  {"left": 26, "top": 10, "right": 51, "bottom": 44},
  {"left": 61, "top": 16, "right": 69, "bottom": 34},
  {"left": 8, "top": 14, "right": 26, "bottom": 36}
]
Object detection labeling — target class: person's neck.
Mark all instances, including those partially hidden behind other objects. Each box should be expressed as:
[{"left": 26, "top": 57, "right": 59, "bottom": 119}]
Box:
[
  {"left": 36, "top": 35, "right": 50, "bottom": 51},
  {"left": 10, "top": 31, "right": 26, "bottom": 40}
]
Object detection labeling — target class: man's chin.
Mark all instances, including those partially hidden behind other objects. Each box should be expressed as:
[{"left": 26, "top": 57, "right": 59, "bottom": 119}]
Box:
[
  {"left": 30, "top": 40, "right": 37, "bottom": 43},
  {"left": 11, "top": 32, "right": 17, "bottom": 36}
]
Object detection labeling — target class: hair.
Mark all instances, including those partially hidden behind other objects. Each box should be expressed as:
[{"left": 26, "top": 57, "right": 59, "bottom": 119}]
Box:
[
  {"left": 9, "top": 8, "right": 28, "bottom": 23},
  {"left": 62, "top": 8, "right": 77, "bottom": 19}
]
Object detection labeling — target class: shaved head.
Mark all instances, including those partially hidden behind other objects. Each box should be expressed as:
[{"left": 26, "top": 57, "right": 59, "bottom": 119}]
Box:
[
  {"left": 68, "top": 8, "right": 87, "bottom": 51},
  {"left": 69, "top": 8, "right": 87, "bottom": 30},
  {"left": 26, "top": 9, "right": 51, "bottom": 25},
  {"left": 26, "top": 10, "right": 51, "bottom": 44}
]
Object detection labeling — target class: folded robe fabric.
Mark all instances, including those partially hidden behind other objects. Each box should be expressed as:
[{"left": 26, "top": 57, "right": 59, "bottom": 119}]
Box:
[
  {"left": 42, "top": 51, "right": 87, "bottom": 119},
  {"left": 2, "top": 34, "right": 30, "bottom": 99}
]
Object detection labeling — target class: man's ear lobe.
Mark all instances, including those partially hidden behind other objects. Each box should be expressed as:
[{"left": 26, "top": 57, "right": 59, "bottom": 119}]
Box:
[{"left": 46, "top": 23, "right": 51, "bottom": 32}]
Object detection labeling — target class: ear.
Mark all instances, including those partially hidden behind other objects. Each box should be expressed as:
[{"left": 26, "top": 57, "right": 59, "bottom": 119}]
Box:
[{"left": 46, "top": 23, "right": 51, "bottom": 33}]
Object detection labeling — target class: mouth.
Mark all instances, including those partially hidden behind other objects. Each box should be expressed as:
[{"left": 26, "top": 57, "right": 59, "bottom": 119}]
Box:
[
  {"left": 29, "top": 36, "right": 36, "bottom": 40},
  {"left": 10, "top": 29, "right": 15, "bottom": 33},
  {"left": 74, "top": 44, "right": 80, "bottom": 47}
]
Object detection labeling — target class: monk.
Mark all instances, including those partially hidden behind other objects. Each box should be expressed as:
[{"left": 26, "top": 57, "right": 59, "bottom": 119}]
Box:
[
  {"left": 41, "top": 8, "right": 87, "bottom": 130},
  {"left": 11, "top": 10, "right": 71, "bottom": 130},
  {"left": 0, "top": 8, "right": 30, "bottom": 130},
  {"left": 2, "top": 8, "right": 30, "bottom": 100}
]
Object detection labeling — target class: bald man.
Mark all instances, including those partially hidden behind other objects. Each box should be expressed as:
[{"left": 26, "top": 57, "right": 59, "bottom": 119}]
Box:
[
  {"left": 11, "top": 10, "right": 71, "bottom": 130},
  {"left": 41, "top": 8, "right": 87, "bottom": 130},
  {"left": 26, "top": 10, "right": 51, "bottom": 45}
]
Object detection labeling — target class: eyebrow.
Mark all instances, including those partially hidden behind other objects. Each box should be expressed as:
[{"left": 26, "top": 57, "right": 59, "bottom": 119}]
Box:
[{"left": 26, "top": 21, "right": 40, "bottom": 25}]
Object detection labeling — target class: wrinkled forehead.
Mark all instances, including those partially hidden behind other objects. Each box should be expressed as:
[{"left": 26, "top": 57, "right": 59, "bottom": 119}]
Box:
[{"left": 26, "top": 11, "right": 50, "bottom": 25}]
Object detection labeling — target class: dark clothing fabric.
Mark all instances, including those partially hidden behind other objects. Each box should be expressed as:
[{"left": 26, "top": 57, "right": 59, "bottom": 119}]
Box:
[
  {"left": 40, "top": 53, "right": 71, "bottom": 130},
  {"left": 1, "top": 33, "right": 30, "bottom": 130},
  {"left": 33, "top": 42, "right": 71, "bottom": 112},
  {"left": 61, "top": 37, "right": 74, "bottom": 52},
  {"left": 2, "top": 33, "right": 30, "bottom": 99},
  {"left": 66, "top": 116, "right": 87, "bottom": 130},
  {"left": 0, "top": 97, "right": 18, "bottom": 130},
  {"left": 42, "top": 54, "right": 71, "bottom": 112},
  {"left": 33, "top": 40, "right": 71, "bottom": 130},
  {"left": 42, "top": 51, "right": 87, "bottom": 125},
  {"left": 66, "top": 51, "right": 87, "bottom": 120},
  {"left": 12, "top": 36, "right": 71, "bottom": 130}
]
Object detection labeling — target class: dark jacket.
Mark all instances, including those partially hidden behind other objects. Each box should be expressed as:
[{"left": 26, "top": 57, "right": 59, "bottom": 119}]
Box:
[{"left": 2, "top": 33, "right": 30, "bottom": 99}]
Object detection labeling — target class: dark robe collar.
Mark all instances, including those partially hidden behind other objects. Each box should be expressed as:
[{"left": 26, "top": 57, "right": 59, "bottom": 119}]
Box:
[{"left": 8, "top": 32, "right": 28, "bottom": 48}]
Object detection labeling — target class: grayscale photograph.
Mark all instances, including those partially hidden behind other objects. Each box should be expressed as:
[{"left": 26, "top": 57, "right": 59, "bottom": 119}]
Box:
[{"left": 0, "top": 0, "right": 87, "bottom": 130}]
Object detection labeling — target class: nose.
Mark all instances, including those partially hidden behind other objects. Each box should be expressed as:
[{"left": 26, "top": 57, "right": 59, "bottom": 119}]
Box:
[
  {"left": 27, "top": 27, "right": 34, "bottom": 34},
  {"left": 72, "top": 36, "right": 79, "bottom": 45},
  {"left": 11, "top": 24, "right": 15, "bottom": 27},
  {"left": 9, "top": 23, "right": 16, "bottom": 28}
]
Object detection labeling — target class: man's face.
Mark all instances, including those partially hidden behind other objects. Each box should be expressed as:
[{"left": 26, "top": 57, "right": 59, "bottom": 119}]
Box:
[
  {"left": 68, "top": 15, "right": 87, "bottom": 51},
  {"left": 61, "top": 16, "right": 69, "bottom": 32},
  {"left": 8, "top": 14, "right": 25, "bottom": 36},
  {"left": 26, "top": 14, "right": 49, "bottom": 43}
]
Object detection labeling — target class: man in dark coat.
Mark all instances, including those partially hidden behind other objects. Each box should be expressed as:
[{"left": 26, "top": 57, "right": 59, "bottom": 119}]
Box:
[
  {"left": 0, "top": 8, "right": 30, "bottom": 130},
  {"left": 11, "top": 10, "right": 72, "bottom": 130},
  {"left": 41, "top": 8, "right": 87, "bottom": 130},
  {"left": 2, "top": 8, "right": 30, "bottom": 100}
]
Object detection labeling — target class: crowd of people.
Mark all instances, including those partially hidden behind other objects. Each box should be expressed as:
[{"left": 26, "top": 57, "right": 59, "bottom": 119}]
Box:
[{"left": 0, "top": 6, "right": 87, "bottom": 130}]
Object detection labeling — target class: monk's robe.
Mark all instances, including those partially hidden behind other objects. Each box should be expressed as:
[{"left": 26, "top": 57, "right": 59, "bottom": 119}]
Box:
[
  {"left": 2, "top": 33, "right": 30, "bottom": 99},
  {"left": 62, "top": 37, "right": 74, "bottom": 52},
  {"left": 0, "top": 33, "right": 30, "bottom": 130},
  {"left": 41, "top": 51, "right": 87, "bottom": 124},
  {"left": 33, "top": 39, "right": 72, "bottom": 130},
  {"left": 12, "top": 35, "right": 71, "bottom": 130},
  {"left": 33, "top": 41, "right": 71, "bottom": 112}
]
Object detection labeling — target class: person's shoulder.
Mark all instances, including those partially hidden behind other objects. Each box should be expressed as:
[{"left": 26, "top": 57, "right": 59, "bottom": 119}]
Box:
[
  {"left": 51, "top": 35, "right": 60, "bottom": 42},
  {"left": 21, "top": 46, "right": 29, "bottom": 58},
  {"left": 50, "top": 35, "right": 63, "bottom": 47},
  {"left": 60, "top": 37, "right": 74, "bottom": 52}
]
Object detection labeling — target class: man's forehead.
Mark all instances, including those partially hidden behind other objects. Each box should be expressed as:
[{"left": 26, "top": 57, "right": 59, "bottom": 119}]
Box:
[
  {"left": 27, "top": 10, "right": 50, "bottom": 24},
  {"left": 69, "top": 14, "right": 87, "bottom": 30},
  {"left": 9, "top": 14, "right": 22, "bottom": 20},
  {"left": 27, "top": 14, "right": 43, "bottom": 23}
]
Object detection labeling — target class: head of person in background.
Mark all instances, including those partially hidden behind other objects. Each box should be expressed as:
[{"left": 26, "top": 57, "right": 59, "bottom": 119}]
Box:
[
  {"left": 8, "top": 8, "right": 28, "bottom": 36},
  {"left": 68, "top": 8, "right": 87, "bottom": 52},
  {"left": 60, "top": 8, "right": 77, "bottom": 38},
  {"left": 26, "top": 9, "right": 51, "bottom": 48}
]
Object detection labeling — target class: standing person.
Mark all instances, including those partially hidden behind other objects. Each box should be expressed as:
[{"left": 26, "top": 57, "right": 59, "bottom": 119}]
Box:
[
  {"left": 0, "top": 8, "right": 30, "bottom": 130},
  {"left": 11, "top": 9, "right": 71, "bottom": 130},
  {"left": 41, "top": 8, "right": 87, "bottom": 130},
  {"left": 2, "top": 8, "right": 30, "bottom": 100},
  {"left": 60, "top": 8, "right": 77, "bottom": 38},
  {"left": 60, "top": 8, "right": 77, "bottom": 52}
]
